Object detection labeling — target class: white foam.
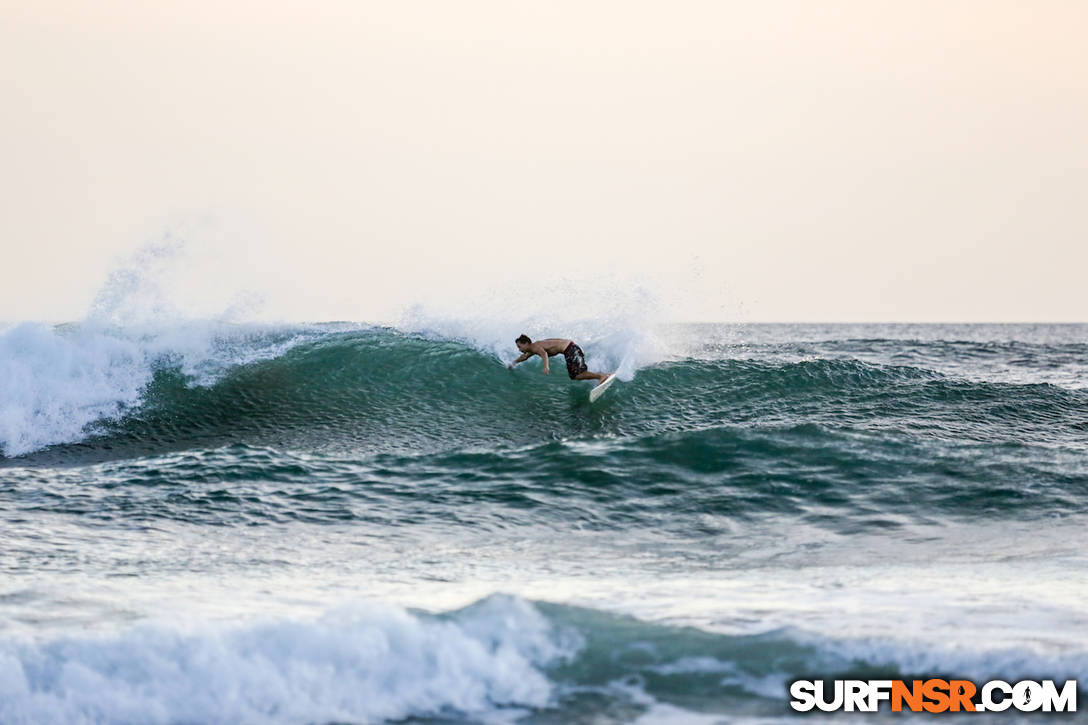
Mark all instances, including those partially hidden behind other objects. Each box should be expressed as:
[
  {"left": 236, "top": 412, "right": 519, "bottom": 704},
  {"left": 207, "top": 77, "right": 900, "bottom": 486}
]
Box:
[
  {"left": 0, "top": 320, "right": 319, "bottom": 457},
  {"left": 0, "top": 595, "right": 579, "bottom": 725},
  {"left": 0, "top": 322, "right": 145, "bottom": 457}
]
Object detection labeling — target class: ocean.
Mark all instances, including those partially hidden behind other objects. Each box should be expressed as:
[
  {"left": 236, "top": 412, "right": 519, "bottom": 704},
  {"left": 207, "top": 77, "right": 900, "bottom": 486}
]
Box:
[{"left": 1, "top": 320, "right": 1086, "bottom": 724}]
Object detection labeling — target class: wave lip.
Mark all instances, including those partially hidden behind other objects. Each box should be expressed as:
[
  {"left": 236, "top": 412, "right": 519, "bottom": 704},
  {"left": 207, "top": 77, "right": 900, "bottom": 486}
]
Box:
[
  {"left": 0, "top": 320, "right": 325, "bottom": 458},
  {"left": 0, "top": 322, "right": 149, "bottom": 457}
]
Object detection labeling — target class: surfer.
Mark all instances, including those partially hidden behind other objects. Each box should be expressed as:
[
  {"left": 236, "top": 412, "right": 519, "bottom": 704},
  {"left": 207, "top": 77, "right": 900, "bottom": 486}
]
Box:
[{"left": 508, "top": 335, "right": 612, "bottom": 385}]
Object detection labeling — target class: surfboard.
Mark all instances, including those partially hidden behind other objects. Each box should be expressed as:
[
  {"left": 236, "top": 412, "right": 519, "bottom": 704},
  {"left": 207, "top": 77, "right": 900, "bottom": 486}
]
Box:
[{"left": 589, "top": 373, "right": 618, "bottom": 403}]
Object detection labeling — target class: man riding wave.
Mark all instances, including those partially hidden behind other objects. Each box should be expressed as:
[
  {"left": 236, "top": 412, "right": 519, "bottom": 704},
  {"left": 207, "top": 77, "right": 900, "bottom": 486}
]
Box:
[{"left": 508, "top": 334, "right": 612, "bottom": 386}]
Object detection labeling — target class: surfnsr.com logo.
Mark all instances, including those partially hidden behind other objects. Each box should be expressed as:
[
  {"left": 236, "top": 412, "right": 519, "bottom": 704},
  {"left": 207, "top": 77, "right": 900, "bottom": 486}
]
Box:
[{"left": 789, "top": 679, "right": 1077, "bottom": 713}]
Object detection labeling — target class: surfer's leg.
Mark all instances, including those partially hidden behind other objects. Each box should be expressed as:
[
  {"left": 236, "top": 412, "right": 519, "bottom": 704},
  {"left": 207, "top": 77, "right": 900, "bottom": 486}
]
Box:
[{"left": 575, "top": 371, "right": 610, "bottom": 384}]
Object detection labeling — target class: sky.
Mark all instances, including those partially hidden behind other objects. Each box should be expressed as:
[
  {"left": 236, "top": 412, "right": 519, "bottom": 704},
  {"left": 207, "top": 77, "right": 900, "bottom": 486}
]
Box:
[{"left": 2, "top": 1, "right": 1086, "bottom": 323}]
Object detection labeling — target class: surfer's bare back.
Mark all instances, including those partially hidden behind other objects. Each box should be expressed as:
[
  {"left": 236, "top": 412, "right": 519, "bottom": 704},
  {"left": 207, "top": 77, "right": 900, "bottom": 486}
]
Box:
[{"left": 509, "top": 335, "right": 611, "bottom": 385}]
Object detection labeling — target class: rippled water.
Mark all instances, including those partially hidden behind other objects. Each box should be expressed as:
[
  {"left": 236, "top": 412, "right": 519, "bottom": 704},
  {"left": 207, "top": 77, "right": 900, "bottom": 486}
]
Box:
[{"left": 1, "top": 322, "right": 1086, "bottom": 723}]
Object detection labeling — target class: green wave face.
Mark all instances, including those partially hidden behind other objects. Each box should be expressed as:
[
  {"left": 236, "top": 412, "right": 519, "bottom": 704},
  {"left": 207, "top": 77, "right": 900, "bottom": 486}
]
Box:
[
  {"left": 10, "top": 328, "right": 1087, "bottom": 530},
  {"left": 70, "top": 329, "right": 1088, "bottom": 454}
]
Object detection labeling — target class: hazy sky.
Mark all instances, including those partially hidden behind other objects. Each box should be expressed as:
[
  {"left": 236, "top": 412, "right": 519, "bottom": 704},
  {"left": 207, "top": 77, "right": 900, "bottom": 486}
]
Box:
[{"left": 3, "top": 1, "right": 1086, "bottom": 322}]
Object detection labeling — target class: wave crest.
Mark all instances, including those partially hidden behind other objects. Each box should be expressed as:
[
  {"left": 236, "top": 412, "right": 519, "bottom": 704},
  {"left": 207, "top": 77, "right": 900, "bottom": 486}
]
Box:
[{"left": 3, "top": 324, "right": 1084, "bottom": 460}]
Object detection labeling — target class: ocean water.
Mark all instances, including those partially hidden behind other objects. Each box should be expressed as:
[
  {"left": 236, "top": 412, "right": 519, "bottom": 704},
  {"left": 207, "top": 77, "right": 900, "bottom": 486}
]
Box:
[{"left": 1, "top": 320, "right": 1086, "bottom": 724}]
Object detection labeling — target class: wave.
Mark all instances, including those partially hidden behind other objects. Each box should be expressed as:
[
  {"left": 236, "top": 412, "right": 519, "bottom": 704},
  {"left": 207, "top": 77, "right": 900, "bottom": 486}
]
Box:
[
  {"left": 3, "top": 324, "right": 1084, "bottom": 462},
  {"left": 0, "top": 595, "right": 575, "bottom": 725},
  {"left": 2, "top": 595, "right": 1084, "bottom": 725}
]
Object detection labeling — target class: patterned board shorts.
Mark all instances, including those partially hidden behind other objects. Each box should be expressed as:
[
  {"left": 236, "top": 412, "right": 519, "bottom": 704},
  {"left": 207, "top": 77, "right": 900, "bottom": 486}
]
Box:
[{"left": 563, "top": 342, "right": 588, "bottom": 379}]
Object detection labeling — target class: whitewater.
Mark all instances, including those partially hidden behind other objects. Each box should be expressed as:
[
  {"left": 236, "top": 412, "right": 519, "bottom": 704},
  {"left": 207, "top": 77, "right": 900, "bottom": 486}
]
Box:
[{"left": 1, "top": 314, "right": 1086, "bottom": 724}]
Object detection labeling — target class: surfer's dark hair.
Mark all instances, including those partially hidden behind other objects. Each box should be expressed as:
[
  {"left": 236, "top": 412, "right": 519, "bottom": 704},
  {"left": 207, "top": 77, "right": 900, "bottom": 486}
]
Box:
[{"left": 516, "top": 334, "right": 531, "bottom": 345}]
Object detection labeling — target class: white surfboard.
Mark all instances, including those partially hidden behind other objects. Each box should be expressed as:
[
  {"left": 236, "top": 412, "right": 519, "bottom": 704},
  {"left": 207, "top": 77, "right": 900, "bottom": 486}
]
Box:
[{"left": 588, "top": 373, "right": 618, "bottom": 402}]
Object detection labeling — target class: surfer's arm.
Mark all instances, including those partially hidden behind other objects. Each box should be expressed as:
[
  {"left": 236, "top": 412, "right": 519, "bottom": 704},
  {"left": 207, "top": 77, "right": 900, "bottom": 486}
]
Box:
[
  {"left": 538, "top": 350, "right": 550, "bottom": 375},
  {"left": 508, "top": 351, "right": 532, "bottom": 369}
]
